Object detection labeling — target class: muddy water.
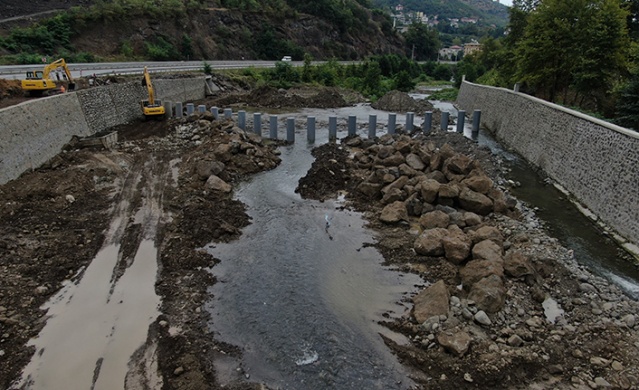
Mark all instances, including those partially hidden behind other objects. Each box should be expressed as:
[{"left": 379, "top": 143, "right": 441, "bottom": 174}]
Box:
[
  {"left": 431, "top": 99, "right": 639, "bottom": 298},
  {"left": 207, "top": 129, "right": 421, "bottom": 389},
  {"left": 14, "top": 158, "right": 166, "bottom": 390}
]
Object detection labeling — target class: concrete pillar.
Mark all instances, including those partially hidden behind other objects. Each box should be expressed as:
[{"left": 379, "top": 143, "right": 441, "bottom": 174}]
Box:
[
  {"left": 472, "top": 110, "right": 481, "bottom": 139},
  {"left": 514, "top": 83, "right": 520, "bottom": 92},
  {"left": 197, "top": 104, "right": 206, "bottom": 113},
  {"left": 238, "top": 110, "right": 246, "bottom": 130},
  {"left": 224, "top": 108, "right": 232, "bottom": 119},
  {"left": 163, "top": 101, "right": 172, "bottom": 118},
  {"left": 441, "top": 111, "right": 449, "bottom": 131},
  {"left": 253, "top": 113, "right": 262, "bottom": 136},
  {"left": 328, "top": 116, "right": 337, "bottom": 142},
  {"left": 406, "top": 112, "right": 414, "bottom": 132},
  {"left": 307, "top": 116, "right": 316, "bottom": 143},
  {"left": 424, "top": 111, "right": 432, "bottom": 134},
  {"left": 269, "top": 115, "right": 278, "bottom": 140},
  {"left": 368, "top": 114, "right": 377, "bottom": 139},
  {"left": 348, "top": 115, "right": 357, "bottom": 137},
  {"left": 175, "top": 102, "right": 183, "bottom": 118},
  {"left": 186, "top": 103, "right": 195, "bottom": 116},
  {"left": 211, "top": 106, "right": 219, "bottom": 119},
  {"left": 388, "top": 113, "right": 396, "bottom": 135},
  {"left": 456, "top": 110, "right": 465, "bottom": 133},
  {"left": 286, "top": 117, "right": 295, "bottom": 143}
]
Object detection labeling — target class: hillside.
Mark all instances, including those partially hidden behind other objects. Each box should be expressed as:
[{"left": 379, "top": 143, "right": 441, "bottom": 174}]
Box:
[
  {"left": 373, "top": 0, "right": 510, "bottom": 26},
  {"left": 0, "top": 0, "right": 405, "bottom": 62}
]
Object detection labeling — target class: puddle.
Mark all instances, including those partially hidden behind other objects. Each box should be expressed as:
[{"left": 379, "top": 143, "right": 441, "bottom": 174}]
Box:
[
  {"left": 206, "top": 130, "right": 421, "bottom": 389},
  {"left": 13, "top": 159, "right": 165, "bottom": 390},
  {"left": 14, "top": 240, "right": 161, "bottom": 390}
]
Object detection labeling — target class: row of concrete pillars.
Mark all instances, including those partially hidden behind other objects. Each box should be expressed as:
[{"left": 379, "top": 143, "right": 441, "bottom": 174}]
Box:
[{"left": 163, "top": 101, "right": 482, "bottom": 142}]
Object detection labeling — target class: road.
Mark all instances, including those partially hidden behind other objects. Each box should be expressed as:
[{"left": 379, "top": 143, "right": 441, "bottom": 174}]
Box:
[{"left": 0, "top": 60, "right": 302, "bottom": 80}]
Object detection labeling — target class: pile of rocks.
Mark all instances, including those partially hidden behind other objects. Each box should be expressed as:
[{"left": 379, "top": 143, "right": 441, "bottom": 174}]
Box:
[
  {"left": 339, "top": 132, "right": 639, "bottom": 388},
  {"left": 348, "top": 133, "right": 519, "bottom": 314}
]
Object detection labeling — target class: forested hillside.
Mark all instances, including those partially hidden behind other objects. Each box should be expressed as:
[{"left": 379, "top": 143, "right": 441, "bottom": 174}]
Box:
[{"left": 0, "top": 0, "right": 405, "bottom": 63}]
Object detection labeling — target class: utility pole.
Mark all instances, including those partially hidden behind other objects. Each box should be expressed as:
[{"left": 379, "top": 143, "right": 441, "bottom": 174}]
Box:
[{"left": 411, "top": 44, "right": 415, "bottom": 60}]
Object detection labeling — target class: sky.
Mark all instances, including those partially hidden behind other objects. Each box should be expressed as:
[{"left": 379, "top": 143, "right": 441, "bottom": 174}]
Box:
[{"left": 500, "top": 0, "right": 513, "bottom": 6}]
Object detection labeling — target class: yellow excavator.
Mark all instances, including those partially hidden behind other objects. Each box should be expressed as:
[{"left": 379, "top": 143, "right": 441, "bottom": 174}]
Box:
[
  {"left": 141, "top": 67, "right": 165, "bottom": 119},
  {"left": 21, "top": 58, "right": 75, "bottom": 96}
]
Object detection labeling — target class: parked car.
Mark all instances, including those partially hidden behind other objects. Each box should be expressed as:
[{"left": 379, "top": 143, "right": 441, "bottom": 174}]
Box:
[{"left": 281, "top": 56, "right": 292, "bottom": 62}]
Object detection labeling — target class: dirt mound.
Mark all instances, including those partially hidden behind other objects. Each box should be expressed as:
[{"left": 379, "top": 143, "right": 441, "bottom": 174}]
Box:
[
  {"left": 0, "top": 79, "right": 22, "bottom": 99},
  {"left": 372, "top": 90, "right": 435, "bottom": 113},
  {"left": 206, "top": 86, "right": 348, "bottom": 109},
  {"left": 296, "top": 142, "right": 353, "bottom": 201}
]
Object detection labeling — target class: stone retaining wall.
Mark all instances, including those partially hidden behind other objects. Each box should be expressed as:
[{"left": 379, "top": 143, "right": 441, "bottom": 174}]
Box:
[
  {"left": 457, "top": 81, "right": 639, "bottom": 250},
  {"left": 0, "top": 76, "right": 207, "bottom": 185}
]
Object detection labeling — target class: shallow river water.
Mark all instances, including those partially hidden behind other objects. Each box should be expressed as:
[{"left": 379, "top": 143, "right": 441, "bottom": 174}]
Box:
[{"left": 206, "top": 127, "right": 421, "bottom": 389}]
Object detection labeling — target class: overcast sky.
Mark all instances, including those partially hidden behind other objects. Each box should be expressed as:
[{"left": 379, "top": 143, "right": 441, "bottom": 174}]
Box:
[{"left": 500, "top": 0, "right": 513, "bottom": 6}]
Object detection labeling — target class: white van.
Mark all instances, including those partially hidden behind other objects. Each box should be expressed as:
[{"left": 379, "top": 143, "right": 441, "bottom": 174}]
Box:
[{"left": 281, "top": 56, "right": 292, "bottom": 62}]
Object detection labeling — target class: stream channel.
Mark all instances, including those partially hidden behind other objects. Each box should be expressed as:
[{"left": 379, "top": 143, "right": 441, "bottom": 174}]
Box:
[
  {"left": 206, "top": 123, "right": 421, "bottom": 389},
  {"left": 207, "top": 97, "right": 639, "bottom": 389}
]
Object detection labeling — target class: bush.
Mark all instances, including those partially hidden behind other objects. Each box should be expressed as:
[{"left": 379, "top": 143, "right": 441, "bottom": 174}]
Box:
[{"left": 145, "top": 36, "right": 179, "bottom": 61}]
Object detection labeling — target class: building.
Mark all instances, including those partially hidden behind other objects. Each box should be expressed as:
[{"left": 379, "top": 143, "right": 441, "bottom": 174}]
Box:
[{"left": 464, "top": 41, "right": 481, "bottom": 56}]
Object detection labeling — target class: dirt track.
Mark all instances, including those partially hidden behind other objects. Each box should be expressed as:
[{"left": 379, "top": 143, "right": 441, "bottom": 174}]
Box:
[{"left": 1, "top": 86, "right": 639, "bottom": 389}]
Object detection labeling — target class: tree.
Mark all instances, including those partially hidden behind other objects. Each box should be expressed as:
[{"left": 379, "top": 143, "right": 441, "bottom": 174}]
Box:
[
  {"left": 403, "top": 22, "right": 440, "bottom": 61},
  {"left": 515, "top": 0, "right": 629, "bottom": 107},
  {"left": 393, "top": 70, "right": 415, "bottom": 92},
  {"left": 615, "top": 73, "right": 639, "bottom": 130}
]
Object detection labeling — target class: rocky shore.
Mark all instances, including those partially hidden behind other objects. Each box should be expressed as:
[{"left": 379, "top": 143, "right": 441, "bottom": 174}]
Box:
[{"left": 298, "top": 130, "right": 639, "bottom": 389}]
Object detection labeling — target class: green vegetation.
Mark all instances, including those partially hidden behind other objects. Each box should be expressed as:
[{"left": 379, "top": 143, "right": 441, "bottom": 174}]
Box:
[
  {"left": 428, "top": 88, "right": 458, "bottom": 101},
  {"left": 224, "top": 55, "right": 453, "bottom": 101},
  {"left": 447, "top": 0, "right": 639, "bottom": 130}
]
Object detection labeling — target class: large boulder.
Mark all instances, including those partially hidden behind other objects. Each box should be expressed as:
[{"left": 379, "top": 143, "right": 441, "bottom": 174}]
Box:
[
  {"left": 472, "top": 239, "right": 504, "bottom": 262},
  {"left": 419, "top": 210, "right": 450, "bottom": 229},
  {"left": 412, "top": 280, "right": 450, "bottom": 323},
  {"left": 405, "top": 153, "right": 426, "bottom": 171},
  {"left": 381, "top": 187, "right": 405, "bottom": 204},
  {"left": 469, "top": 274, "right": 507, "bottom": 313},
  {"left": 442, "top": 225, "right": 472, "bottom": 264},
  {"left": 204, "top": 175, "right": 232, "bottom": 193},
  {"left": 462, "top": 173, "right": 494, "bottom": 194},
  {"left": 445, "top": 154, "right": 473, "bottom": 175},
  {"left": 414, "top": 228, "right": 448, "bottom": 256},
  {"left": 437, "top": 331, "right": 472, "bottom": 357},
  {"left": 459, "top": 187, "right": 493, "bottom": 215},
  {"left": 469, "top": 226, "right": 504, "bottom": 245},
  {"left": 419, "top": 179, "right": 441, "bottom": 204},
  {"left": 504, "top": 251, "right": 534, "bottom": 278},
  {"left": 460, "top": 259, "right": 504, "bottom": 289},
  {"left": 357, "top": 181, "right": 383, "bottom": 197},
  {"left": 379, "top": 201, "right": 408, "bottom": 224},
  {"left": 381, "top": 176, "right": 409, "bottom": 196}
]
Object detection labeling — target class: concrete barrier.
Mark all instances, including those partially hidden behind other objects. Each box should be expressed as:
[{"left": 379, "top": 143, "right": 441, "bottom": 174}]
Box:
[
  {"left": 457, "top": 80, "right": 639, "bottom": 251},
  {"left": 0, "top": 76, "right": 208, "bottom": 185}
]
